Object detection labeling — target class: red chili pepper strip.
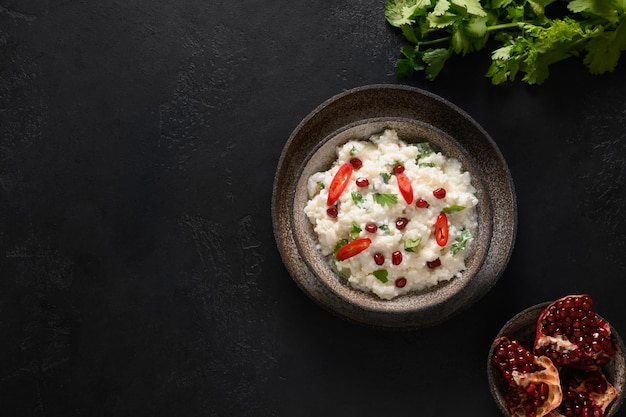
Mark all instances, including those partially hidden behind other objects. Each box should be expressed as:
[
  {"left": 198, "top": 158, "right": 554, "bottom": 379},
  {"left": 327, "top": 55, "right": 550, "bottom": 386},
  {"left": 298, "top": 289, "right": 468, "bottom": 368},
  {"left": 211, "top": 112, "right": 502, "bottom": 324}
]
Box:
[
  {"left": 335, "top": 238, "right": 371, "bottom": 261},
  {"left": 396, "top": 172, "right": 413, "bottom": 204},
  {"left": 327, "top": 162, "right": 353, "bottom": 206},
  {"left": 435, "top": 212, "right": 448, "bottom": 247}
]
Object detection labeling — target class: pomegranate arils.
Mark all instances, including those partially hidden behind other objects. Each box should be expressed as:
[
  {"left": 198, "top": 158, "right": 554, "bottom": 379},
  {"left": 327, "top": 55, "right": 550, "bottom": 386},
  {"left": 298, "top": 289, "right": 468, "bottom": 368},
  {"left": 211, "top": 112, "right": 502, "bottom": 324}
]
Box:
[
  {"left": 373, "top": 253, "right": 384, "bottom": 265},
  {"left": 349, "top": 158, "right": 363, "bottom": 169},
  {"left": 492, "top": 337, "right": 562, "bottom": 417},
  {"left": 556, "top": 368, "right": 617, "bottom": 417},
  {"left": 395, "top": 217, "right": 409, "bottom": 230},
  {"left": 534, "top": 294, "right": 616, "bottom": 369},
  {"left": 365, "top": 223, "right": 377, "bottom": 233},
  {"left": 426, "top": 258, "right": 441, "bottom": 268},
  {"left": 356, "top": 177, "right": 369, "bottom": 187},
  {"left": 395, "top": 277, "right": 407, "bottom": 288},
  {"left": 433, "top": 187, "right": 446, "bottom": 199},
  {"left": 393, "top": 164, "right": 405, "bottom": 174},
  {"left": 326, "top": 207, "right": 338, "bottom": 218},
  {"left": 391, "top": 251, "right": 402, "bottom": 265},
  {"left": 416, "top": 198, "right": 429, "bottom": 208}
]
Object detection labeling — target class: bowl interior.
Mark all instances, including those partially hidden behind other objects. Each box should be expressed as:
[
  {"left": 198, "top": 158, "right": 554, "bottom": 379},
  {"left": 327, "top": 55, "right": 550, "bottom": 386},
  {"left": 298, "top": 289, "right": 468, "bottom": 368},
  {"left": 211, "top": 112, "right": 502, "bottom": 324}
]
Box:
[
  {"left": 487, "top": 303, "right": 626, "bottom": 417},
  {"left": 290, "top": 117, "right": 493, "bottom": 313}
]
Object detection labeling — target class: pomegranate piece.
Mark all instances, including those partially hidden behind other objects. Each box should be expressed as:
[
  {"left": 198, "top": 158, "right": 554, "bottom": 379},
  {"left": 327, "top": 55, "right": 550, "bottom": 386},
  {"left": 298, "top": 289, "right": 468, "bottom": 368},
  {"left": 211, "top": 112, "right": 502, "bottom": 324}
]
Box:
[
  {"left": 551, "top": 368, "right": 617, "bottom": 417},
  {"left": 534, "top": 295, "right": 616, "bottom": 370},
  {"left": 492, "top": 336, "right": 563, "bottom": 417}
]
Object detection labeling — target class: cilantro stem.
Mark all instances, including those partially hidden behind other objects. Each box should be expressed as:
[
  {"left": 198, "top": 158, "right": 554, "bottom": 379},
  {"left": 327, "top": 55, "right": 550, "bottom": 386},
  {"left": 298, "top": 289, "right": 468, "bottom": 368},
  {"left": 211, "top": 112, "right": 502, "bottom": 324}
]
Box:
[
  {"left": 418, "top": 36, "right": 452, "bottom": 46},
  {"left": 486, "top": 22, "right": 523, "bottom": 32}
]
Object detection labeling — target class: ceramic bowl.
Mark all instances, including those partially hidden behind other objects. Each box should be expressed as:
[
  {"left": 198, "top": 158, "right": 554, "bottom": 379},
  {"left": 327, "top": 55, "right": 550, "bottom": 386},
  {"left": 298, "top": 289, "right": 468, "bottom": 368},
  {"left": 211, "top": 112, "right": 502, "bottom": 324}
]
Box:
[
  {"left": 272, "top": 84, "right": 517, "bottom": 329},
  {"left": 487, "top": 302, "right": 626, "bottom": 416}
]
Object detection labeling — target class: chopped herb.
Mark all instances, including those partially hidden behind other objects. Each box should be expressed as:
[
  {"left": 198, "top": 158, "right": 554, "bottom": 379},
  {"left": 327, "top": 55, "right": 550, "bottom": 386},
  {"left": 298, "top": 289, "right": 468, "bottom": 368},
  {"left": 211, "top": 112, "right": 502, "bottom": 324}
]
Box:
[
  {"left": 351, "top": 191, "right": 367, "bottom": 209},
  {"left": 350, "top": 221, "right": 362, "bottom": 240},
  {"left": 418, "top": 162, "right": 436, "bottom": 168},
  {"left": 380, "top": 172, "right": 392, "bottom": 184},
  {"left": 316, "top": 181, "right": 325, "bottom": 190},
  {"left": 350, "top": 145, "right": 357, "bottom": 156},
  {"left": 379, "top": 224, "right": 390, "bottom": 234},
  {"left": 333, "top": 239, "right": 349, "bottom": 255},
  {"left": 442, "top": 205, "right": 466, "bottom": 213},
  {"left": 413, "top": 142, "right": 434, "bottom": 160},
  {"left": 373, "top": 193, "right": 398, "bottom": 207},
  {"left": 404, "top": 237, "right": 422, "bottom": 252},
  {"left": 373, "top": 269, "right": 389, "bottom": 283},
  {"left": 384, "top": 0, "right": 626, "bottom": 85},
  {"left": 451, "top": 229, "right": 472, "bottom": 256}
]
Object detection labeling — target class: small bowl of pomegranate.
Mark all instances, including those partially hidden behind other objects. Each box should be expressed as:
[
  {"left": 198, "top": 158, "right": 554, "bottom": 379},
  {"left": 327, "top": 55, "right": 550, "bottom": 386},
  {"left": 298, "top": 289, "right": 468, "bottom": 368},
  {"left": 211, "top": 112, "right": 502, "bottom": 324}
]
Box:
[
  {"left": 273, "top": 84, "right": 517, "bottom": 329},
  {"left": 487, "top": 294, "right": 626, "bottom": 417}
]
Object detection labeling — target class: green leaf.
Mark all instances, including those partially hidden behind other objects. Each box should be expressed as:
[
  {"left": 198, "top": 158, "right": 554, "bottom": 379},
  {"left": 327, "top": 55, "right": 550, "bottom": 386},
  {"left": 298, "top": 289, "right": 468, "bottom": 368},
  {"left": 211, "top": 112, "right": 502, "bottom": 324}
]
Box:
[
  {"left": 373, "top": 269, "right": 389, "bottom": 283},
  {"left": 380, "top": 172, "right": 392, "bottom": 184},
  {"left": 333, "top": 239, "right": 349, "bottom": 255},
  {"left": 450, "top": 0, "right": 487, "bottom": 16},
  {"left": 423, "top": 48, "right": 452, "bottom": 79},
  {"left": 350, "top": 221, "right": 362, "bottom": 240},
  {"left": 373, "top": 193, "right": 399, "bottom": 207},
  {"left": 442, "top": 204, "right": 466, "bottom": 213},
  {"left": 385, "top": 0, "right": 432, "bottom": 27},
  {"left": 432, "top": 0, "right": 451, "bottom": 16},
  {"left": 351, "top": 191, "right": 367, "bottom": 209},
  {"left": 404, "top": 237, "right": 422, "bottom": 252},
  {"left": 451, "top": 229, "right": 472, "bottom": 255},
  {"left": 568, "top": 0, "right": 620, "bottom": 23}
]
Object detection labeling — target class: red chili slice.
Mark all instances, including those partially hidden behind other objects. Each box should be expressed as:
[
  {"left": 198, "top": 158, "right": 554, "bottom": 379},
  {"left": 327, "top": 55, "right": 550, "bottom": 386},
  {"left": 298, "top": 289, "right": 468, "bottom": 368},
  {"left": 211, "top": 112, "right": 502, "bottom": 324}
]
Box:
[
  {"left": 327, "top": 162, "right": 353, "bottom": 206},
  {"left": 396, "top": 172, "right": 413, "bottom": 204},
  {"left": 335, "top": 238, "right": 371, "bottom": 261},
  {"left": 435, "top": 212, "right": 448, "bottom": 246}
]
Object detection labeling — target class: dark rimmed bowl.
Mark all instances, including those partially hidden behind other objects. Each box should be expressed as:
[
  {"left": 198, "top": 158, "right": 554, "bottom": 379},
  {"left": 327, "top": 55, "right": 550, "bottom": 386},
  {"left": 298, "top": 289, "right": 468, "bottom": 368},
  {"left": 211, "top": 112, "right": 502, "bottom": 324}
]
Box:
[
  {"left": 272, "top": 84, "right": 517, "bottom": 329},
  {"left": 487, "top": 302, "right": 626, "bottom": 416}
]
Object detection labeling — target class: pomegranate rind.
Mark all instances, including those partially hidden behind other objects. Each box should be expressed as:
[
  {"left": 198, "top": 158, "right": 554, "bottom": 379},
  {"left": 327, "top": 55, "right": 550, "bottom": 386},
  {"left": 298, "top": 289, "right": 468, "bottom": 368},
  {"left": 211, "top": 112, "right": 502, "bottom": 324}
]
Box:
[
  {"left": 534, "top": 294, "right": 616, "bottom": 370},
  {"left": 492, "top": 337, "right": 563, "bottom": 417}
]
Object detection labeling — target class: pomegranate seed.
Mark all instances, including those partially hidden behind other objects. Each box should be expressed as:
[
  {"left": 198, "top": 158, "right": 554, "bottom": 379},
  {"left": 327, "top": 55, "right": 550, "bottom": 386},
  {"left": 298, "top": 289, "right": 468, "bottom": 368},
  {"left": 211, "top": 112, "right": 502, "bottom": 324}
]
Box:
[
  {"left": 392, "top": 251, "right": 402, "bottom": 265},
  {"left": 416, "top": 198, "right": 429, "bottom": 208},
  {"left": 326, "top": 207, "right": 338, "bottom": 217},
  {"left": 373, "top": 253, "right": 384, "bottom": 265},
  {"left": 426, "top": 258, "right": 441, "bottom": 268},
  {"left": 393, "top": 164, "right": 405, "bottom": 174},
  {"left": 355, "top": 177, "right": 369, "bottom": 187},
  {"left": 433, "top": 187, "right": 446, "bottom": 199},
  {"left": 395, "top": 217, "right": 409, "bottom": 230},
  {"left": 349, "top": 158, "right": 362, "bottom": 169},
  {"left": 395, "top": 277, "right": 407, "bottom": 288},
  {"left": 365, "top": 223, "right": 378, "bottom": 233}
]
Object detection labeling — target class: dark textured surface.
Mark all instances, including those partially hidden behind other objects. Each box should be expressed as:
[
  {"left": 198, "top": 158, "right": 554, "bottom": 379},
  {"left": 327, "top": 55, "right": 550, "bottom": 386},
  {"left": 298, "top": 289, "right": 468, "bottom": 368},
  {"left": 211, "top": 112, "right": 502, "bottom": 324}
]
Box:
[{"left": 1, "top": 1, "right": 626, "bottom": 416}]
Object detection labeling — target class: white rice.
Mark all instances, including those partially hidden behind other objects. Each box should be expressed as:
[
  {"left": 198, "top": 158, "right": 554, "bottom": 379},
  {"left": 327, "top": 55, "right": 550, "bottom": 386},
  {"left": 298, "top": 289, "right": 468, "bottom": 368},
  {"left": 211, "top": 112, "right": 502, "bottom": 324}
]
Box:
[{"left": 304, "top": 129, "right": 478, "bottom": 300}]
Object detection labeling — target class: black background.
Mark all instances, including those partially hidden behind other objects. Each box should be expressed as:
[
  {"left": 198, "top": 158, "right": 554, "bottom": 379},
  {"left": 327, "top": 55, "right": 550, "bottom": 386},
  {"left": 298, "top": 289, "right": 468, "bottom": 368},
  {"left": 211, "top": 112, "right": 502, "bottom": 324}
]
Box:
[{"left": 1, "top": 1, "right": 626, "bottom": 416}]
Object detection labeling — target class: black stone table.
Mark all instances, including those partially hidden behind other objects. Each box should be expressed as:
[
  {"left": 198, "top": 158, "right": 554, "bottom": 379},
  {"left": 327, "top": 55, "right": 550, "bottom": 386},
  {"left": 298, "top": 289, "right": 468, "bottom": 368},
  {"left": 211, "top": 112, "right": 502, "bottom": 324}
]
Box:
[{"left": 1, "top": 2, "right": 626, "bottom": 416}]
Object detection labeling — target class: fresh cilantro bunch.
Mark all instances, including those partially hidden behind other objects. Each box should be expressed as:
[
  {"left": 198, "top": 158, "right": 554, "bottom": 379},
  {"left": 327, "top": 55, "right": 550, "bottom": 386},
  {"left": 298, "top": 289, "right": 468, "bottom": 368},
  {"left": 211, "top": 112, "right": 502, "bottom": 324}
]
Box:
[{"left": 384, "top": 0, "right": 626, "bottom": 84}]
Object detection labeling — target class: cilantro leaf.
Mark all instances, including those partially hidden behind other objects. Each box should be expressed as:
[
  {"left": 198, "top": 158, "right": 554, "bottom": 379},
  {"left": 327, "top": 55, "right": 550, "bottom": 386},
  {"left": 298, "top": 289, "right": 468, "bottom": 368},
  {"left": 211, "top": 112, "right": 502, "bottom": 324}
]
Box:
[
  {"left": 404, "top": 237, "right": 422, "bottom": 252},
  {"left": 351, "top": 191, "right": 367, "bottom": 209},
  {"left": 451, "top": 229, "right": 472, "bottom": 255},
  {"left": 442, "top": 204, "right": 466, "bottom": 213},
  {"left": 373, "top": 193, "right": 399, "bottom": 207},
  {"left": 385, "top": 0, "right": 626, "bottom": 84},
  {"left": 350, "top": 221, "right": 362, "bottom": 240},
  {"left": 373, "top": 269, "right": 389, "bottom": 283}
]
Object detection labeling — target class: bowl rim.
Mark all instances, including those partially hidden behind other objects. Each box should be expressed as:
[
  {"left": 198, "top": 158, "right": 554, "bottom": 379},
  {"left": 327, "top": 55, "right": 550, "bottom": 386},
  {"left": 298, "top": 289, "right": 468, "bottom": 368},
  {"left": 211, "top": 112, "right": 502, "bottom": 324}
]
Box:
[{"left": 272, "top": 84, "right": 518, "bottom": 328}]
